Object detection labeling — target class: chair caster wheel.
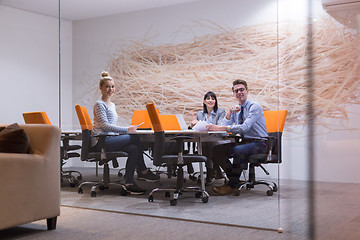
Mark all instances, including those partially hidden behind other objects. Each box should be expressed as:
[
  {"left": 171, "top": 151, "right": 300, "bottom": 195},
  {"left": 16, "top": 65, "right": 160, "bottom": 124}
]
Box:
[
  {"left": 189, "top": 175, "right": 196, "bottom": 181},
  {"left": 234, "top": 190, "right": 240, "bottom": 196},
  {"left": 69, "top": 177, "right": 78, "bottom": 187},
  {"left": 120, "top": 188, "right": 128, "bottom": 196},
  {"left": 202, "top": 197, "right": 209, "bottom": 203},
  {"left": 91, "top": 191, "right": 97, "bottom": 197},
  {"left": 165, "top": 191, "right": 170, "bottom": 198},
  {"left": 267, "top": 190, "right": 273, "bottom": 196},
  {"left": 148, "top": 195, "right": 154, "bottom": 202},
  {"left": 273, "top": 186, "right": 278, "bottom": 192},
  {"left": 99, "top": 185, "right": 105, "bottom": 191},
  {"left": 170, "top": 199, "right": 177, "bottom": 206},
  {"left": 78, "top": 188, "right": 83, "bottom": 194},
  {"left": 118, "top": 172, "right": 123, "bottom": 177},
  {"left": 195, "top": 192, "right": 202, "bottom": 198},
  {"left": 77, "top": 176, "right": 82, "bottom": 181}
]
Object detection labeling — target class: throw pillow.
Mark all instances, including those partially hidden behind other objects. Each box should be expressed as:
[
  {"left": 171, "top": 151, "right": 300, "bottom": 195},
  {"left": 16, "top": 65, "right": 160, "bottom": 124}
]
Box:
[{"left": 0, "top": 123, "right": 30, "bottom": 153}]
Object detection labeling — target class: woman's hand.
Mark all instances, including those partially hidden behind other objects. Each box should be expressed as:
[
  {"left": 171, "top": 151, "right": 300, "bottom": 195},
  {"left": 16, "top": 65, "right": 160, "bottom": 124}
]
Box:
[
  {"left": 190, "top": 119, "right": 198, "bottom": 128},
  {"left": 127, "top": 125, "right": 138, "bottom": 133},
  {"left": 189, "top": 111, "right": 198, "bottom": 128}
]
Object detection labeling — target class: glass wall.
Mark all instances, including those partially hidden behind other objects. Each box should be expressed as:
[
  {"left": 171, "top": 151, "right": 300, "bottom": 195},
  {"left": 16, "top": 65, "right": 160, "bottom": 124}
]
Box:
[
  {"left": 5, "top": 0, "right": 360, "bottom": 238},
  {"left": 68, "top": 0, "right": 283, "bottom": 231}
]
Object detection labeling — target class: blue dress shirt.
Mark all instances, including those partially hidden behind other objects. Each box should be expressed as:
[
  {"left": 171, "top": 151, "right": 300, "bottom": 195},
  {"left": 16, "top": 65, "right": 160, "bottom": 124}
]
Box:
[{"left": 221, "top": 99, "right": 268, "bottom": 139}]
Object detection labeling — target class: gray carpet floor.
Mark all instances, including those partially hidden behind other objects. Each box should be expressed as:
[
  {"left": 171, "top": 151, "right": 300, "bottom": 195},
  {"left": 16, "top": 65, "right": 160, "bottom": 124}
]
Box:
[
  {"left": 1, "top": 167, "right": 360, "bottom": 240},
  {"left": 60, "top": 167, "right": 292, "bottom": 230}
]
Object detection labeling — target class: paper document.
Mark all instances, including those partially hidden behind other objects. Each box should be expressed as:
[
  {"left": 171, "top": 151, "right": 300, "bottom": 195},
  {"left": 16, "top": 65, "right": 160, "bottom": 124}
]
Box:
[{"left": 192, "top": 120, "right": 209, "bottom": 132}]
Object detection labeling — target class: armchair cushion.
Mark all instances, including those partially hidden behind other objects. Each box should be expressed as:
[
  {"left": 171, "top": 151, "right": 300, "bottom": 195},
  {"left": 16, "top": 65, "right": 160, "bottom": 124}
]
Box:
[{"left": 0, "top": 123, "right": 30, "bottom": 154}]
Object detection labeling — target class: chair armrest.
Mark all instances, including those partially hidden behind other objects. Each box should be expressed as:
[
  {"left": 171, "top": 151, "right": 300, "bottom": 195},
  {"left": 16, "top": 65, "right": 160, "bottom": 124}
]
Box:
[
  {"left": 228, "top": 134, "right": 269, "bottom": 144},
  {"left": 92, "top": 133, "right": 127, "bottom": 166},
  {"left": 264, "top": 136, "right": 276, "bottom": 162}
]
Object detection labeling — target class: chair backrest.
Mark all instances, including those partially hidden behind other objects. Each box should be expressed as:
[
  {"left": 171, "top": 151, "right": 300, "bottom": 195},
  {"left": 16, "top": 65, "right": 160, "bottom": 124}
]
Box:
[
  {"left": 263, "top": 110, "right": 287, "bottom": 133},
  {"left": 146, "top": 103, "right": 166, "bottom": 166},
  {"left": 263, "top": 110, "right": 287, "bottom": 163},
  {"left": 75, "top": 105, "right": 95, "bottom": 161},
  {"left": 23, "top": 111, "right": 51, "bottom": 125},
  {"left": 75, "top": 105, "right": 93, "bottom": 131},
  {"left": 146, "top": 103, "right": 164, "bottom": 132}
]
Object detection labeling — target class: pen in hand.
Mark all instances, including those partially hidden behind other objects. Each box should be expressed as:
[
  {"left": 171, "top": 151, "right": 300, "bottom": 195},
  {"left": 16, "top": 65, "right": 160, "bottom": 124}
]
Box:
[{"left": 137, "top": 122, "right": 145, "bottom": 127}]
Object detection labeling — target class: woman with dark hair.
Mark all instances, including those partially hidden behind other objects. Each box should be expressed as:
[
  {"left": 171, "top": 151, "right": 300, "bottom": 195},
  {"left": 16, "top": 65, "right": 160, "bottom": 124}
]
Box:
[{"left": 190, "top": 91, "right": 225, "bottom": 184}]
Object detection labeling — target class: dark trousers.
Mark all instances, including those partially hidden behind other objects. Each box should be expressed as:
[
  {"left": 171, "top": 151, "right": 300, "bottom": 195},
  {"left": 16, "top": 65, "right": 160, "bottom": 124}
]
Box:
[
  {"left": 212, "top": 141, "right": 267, "bottom": 188},
  {"left": 94, "top": 134, "right": 147, "bottom": 184}
]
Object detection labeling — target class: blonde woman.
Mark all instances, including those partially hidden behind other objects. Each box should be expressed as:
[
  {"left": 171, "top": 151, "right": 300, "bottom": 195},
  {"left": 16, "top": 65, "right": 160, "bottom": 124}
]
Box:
[{"left": 91, "top": 71, "right": 159, "bottom": 194}]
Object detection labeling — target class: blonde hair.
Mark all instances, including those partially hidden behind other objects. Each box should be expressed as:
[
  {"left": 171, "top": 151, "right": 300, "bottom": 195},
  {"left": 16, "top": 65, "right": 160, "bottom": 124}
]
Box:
[{"left": 99, "top": 71, "right": 113, "bottom": 87}]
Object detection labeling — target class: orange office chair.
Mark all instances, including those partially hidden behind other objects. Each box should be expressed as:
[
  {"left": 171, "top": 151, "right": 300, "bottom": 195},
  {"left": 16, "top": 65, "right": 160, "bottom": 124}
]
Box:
[
  {"left": 146, "top": 103, "right": 209, "bottom": 206},
  {"left": 22, "top": 111, "right": 82, "bottom": 187},
  {"left": 75, "top": 105, "right": 129, "bottom": 197},
  {"left": 22, "top": 111, "right": 52, "bottom": 125},
  {"left": 235, "top": 110, "right": 287, "bottom": 196}
]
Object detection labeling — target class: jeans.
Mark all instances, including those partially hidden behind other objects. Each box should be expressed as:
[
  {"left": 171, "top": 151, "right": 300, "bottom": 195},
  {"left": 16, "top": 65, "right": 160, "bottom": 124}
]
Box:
[
  {"left": 93, "top": 134, "right": 147, "bottom": 184},
  {"left": 212, "top": 141, "right": 267, "bottom": 188}
]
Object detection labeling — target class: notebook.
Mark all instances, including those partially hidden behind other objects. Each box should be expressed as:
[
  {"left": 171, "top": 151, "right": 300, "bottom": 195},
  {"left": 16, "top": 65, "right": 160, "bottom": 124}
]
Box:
[
  {"left": 131, "top": 109, "right": 158, "bottom": 130},
  {"left": 158, "top": 114, "right": 188, "bottom": 130}
]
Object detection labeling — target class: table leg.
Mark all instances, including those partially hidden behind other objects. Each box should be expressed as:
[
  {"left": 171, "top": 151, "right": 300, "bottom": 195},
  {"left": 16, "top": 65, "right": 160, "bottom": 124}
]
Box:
[{"left": 197, "top": 139, "right": 206, "bottom": 192}]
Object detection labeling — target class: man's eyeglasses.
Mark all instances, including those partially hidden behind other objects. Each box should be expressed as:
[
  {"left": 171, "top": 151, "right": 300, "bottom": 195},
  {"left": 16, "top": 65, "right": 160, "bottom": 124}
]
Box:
[{"left": 234, "top": 88, "right": 246, "bottom": 93}]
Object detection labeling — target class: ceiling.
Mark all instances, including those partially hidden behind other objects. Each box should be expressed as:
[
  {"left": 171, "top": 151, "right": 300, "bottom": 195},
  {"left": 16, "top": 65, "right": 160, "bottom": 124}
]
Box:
[
  {"left": 0, "top": 0, "right": 201, "bottom": 21},
  {"left": 321, "top": 0, "right": 360, "bottom": 32}
]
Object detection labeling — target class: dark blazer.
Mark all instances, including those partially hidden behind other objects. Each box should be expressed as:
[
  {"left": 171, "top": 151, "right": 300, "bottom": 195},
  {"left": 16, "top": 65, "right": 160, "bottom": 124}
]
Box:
[{"left": 196, "top": 108, "right": 225, "bottom": 125}]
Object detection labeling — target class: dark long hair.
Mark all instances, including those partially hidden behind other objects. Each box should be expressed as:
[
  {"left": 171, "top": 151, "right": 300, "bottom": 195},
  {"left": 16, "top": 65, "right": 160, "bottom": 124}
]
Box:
[{"left": 203, "top": 91, "right": 218, "bottom": 114}]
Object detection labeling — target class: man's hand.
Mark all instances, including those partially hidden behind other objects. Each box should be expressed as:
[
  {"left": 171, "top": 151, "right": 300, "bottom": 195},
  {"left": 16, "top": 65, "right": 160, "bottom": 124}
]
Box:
[{"left": 225, "top": 105, "right": 240, "bottom": 120}]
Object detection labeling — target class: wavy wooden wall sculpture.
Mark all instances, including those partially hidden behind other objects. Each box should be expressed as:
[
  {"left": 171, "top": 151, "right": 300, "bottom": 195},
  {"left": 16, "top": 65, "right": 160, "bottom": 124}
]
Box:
[{"left": 80, "top": 15, "right": 360, "bottom": 129}]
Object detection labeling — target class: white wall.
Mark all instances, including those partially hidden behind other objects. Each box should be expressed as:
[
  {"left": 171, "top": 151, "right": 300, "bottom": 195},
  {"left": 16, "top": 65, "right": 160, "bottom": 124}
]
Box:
[{"left": 0, "top": 5, "right": 73, "bottom": 129}]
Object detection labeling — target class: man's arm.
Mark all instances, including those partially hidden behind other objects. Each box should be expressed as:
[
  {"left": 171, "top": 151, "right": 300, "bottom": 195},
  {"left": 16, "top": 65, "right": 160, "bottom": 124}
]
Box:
[
  {"left": 225, "top": 105, "right": 240, "bottom": 120},
  {"left": 207, "top": 124, "right": 228, "bottom": 131}
]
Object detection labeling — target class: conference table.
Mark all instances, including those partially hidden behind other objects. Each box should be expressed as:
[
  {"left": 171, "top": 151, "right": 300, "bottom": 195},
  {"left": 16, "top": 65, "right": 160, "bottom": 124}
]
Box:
[{"left": 133, "top": 129, "right": 230, "bottom": 191}]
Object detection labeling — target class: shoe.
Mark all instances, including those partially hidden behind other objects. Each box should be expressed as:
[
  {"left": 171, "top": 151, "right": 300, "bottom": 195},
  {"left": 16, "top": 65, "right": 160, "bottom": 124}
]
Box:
[
  {"left": 137, "top": 169, "right": 160, "bottom": 182},
  {"left": 125, "top": 183, "right": 146, "bottom": 195},
  {"left": 205, "top": 177, "right": 214, "bottom": 186},
  {"left": 214, "top": 168, "right": 225, "bottom": 179},
  {"left": 205, "top": 168, "right": 214, "bottom": 186},
  {"left": 212, "top": 184, "right": 236, "bottom": 195}
]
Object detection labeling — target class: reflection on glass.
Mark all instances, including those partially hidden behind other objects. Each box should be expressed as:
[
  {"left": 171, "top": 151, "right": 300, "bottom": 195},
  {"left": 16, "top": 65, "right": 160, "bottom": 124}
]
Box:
[{"left": 69, "top": 0, "right": 281, "bottom": 231}]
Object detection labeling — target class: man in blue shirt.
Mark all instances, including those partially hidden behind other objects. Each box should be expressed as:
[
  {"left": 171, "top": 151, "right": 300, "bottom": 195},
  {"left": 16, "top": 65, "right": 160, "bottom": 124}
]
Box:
[{"left": 207, "top": 79, "right": 268, "bottom": 195}]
